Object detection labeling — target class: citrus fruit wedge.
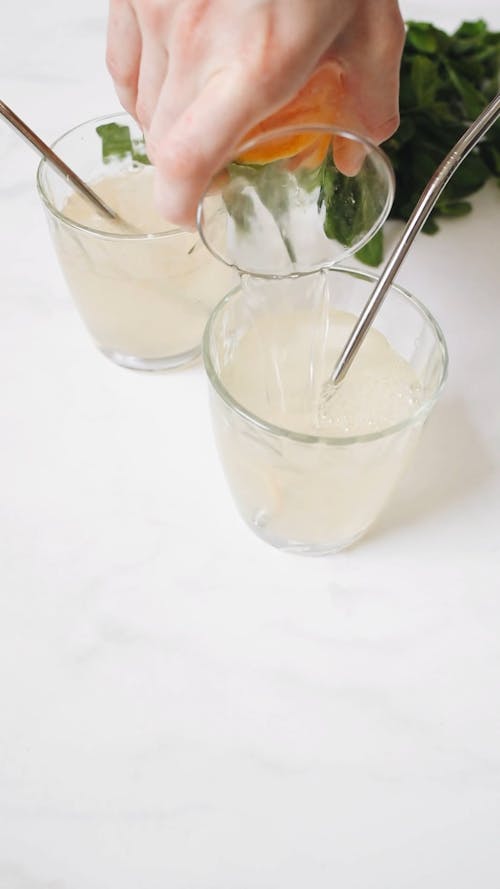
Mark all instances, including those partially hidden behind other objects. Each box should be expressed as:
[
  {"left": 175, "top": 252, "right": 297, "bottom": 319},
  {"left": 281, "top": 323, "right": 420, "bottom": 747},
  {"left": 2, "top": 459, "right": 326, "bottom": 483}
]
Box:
[{"left": 236, "top": 61, "right": 345, "bottom": 165}]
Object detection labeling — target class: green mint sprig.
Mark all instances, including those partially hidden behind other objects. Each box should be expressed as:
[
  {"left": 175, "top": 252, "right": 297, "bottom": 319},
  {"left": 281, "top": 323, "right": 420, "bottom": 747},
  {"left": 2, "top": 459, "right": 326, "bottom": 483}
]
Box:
[
  {"left": 381, "top": 19, "right": 499, "bottom": 240},
  {"left": 96, "top": 122, "right": 151, "bottom": 166}
]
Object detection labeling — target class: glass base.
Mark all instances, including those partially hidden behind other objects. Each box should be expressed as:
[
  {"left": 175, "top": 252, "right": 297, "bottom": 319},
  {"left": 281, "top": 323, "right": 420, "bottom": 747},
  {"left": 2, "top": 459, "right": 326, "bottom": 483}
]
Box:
[
  {"left": 100, "top": 345, "right": 201, "bottom": 372},
  {"left": 246, "top": 515, "right": 369, "bottom": 556}
]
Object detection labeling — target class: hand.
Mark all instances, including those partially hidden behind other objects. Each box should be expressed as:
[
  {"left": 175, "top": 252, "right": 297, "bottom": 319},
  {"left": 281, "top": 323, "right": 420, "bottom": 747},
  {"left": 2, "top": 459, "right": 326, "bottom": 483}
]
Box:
[{"left": 106, "top": 0, "right": 405, "bottom": 227}]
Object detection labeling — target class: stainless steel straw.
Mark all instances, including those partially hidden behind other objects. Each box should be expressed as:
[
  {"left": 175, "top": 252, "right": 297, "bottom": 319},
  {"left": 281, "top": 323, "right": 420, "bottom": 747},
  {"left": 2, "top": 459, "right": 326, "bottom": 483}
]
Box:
[
  {"left": 0, "top": 99, "right": 120, "bottom": 221},
  {"left": 329, "top": 92, "right": 500, "bottom": 388}
]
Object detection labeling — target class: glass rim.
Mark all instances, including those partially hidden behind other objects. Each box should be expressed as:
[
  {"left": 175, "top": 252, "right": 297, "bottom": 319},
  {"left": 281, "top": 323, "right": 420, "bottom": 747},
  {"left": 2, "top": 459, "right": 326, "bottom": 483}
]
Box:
[
  {"left": 36, "top": 111, "right": 187, "bottom": 242},
  {"left": 203, "top": 266, "right": 449, "bottom": 448},
  {"left": 196, "top": 123, "right": 396, "bottom": 278}
]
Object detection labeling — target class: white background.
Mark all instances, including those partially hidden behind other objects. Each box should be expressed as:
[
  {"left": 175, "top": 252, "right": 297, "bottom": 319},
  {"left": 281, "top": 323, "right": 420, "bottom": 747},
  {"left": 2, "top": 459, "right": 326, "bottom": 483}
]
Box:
[{"left": 0, "top": 2, "right": 499, "bottom": 887}]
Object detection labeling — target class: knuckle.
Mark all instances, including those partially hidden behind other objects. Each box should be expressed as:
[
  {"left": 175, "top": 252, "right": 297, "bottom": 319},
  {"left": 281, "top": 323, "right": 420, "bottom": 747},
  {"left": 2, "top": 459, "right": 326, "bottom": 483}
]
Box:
[
  {"left": 155, "top": 136, "right": 199, "bottom": 182},
  {"left": 139, "top": 0, "right": 168, "bottom": 31},
  {"left": 237, "top": 25, "right": 304, "bottom": 111},
  {"left": 106, "top": 49, "right": 134, "bottom": 87},
  {"left": 380, "top": 7, "right": 406, "bottom": 57},
  {"left": 167, "top": 0, "right": 209, "bottom": 55},
  {"left": 173, "top": 0, "right": 209, "bottom": 36},
  {"left": 236, "top": 53, "right": 287, "bottom": 110}
]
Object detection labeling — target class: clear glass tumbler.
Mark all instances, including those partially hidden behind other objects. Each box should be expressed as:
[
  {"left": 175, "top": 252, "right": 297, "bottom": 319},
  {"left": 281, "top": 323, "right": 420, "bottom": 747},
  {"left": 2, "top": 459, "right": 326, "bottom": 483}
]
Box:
[
  {"left": 203, "top": 268, "right": 448, "bottom": 554},
  {"left": 198, "top": 124, "right": 395, "bottom": 277},
  {"left": 37, "top": 112, "right": 236, "bottom": 370}
]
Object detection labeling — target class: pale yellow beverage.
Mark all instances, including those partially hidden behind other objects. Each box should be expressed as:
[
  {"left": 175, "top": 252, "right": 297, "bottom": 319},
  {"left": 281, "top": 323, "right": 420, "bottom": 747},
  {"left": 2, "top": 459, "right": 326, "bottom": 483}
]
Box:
[
  {"left": 221, "top": 308, "right": 423, "bottom": 437},
  {"left": 50, "top": 166, "right": 235, "bottom": 368},
  {"left": 217, "top": 308, "right": 423, "bottom": 548},
  {"left": 205, "top": 271, "right": 446, "bottom": 553}
]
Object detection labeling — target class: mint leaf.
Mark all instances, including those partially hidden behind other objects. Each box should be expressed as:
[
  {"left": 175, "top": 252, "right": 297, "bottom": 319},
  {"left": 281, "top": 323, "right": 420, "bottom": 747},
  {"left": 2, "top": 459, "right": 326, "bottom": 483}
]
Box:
[
  {"left": 355, "top": 230, "right": 384, "bottom": 266},
  {"left": 381, "top": 17, "right": 500, "bottom": 258},
  {"left": 437, "top": 200, "right": 472, "bottom": 217},
  {"left": 411, "top": 56, "right": 439, "bottom": 106},
  {"left": 96, "top": 123, "right": 151, "bottom": 165},
  {"left": 445, "top": 64, "right": 487, "bottom": 118},
  {"left": 405, "top": 22, "right": 446, "bottom": 55},
  {"left": 319, "top": 148, "right": 362, "bottom": 247},
  {"left": 96, "top": 123, "right": 132, "bottom": 161}
]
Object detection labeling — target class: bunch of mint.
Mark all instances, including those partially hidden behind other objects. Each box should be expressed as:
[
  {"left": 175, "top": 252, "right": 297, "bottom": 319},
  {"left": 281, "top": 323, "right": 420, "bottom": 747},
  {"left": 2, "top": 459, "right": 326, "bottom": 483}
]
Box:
[{"left": 379, "top": 20, "right": 499, "bottom": 249}]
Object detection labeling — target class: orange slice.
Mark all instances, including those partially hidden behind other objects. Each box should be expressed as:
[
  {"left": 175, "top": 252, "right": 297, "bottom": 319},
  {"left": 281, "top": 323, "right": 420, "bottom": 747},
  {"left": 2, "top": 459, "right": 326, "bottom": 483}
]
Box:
[{"left": 236, "top": 61, "right": 345, "bottom": 165}]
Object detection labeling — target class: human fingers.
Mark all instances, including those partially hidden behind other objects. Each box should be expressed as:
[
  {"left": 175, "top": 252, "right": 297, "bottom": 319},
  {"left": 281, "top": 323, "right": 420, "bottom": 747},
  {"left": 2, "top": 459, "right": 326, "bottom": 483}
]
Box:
[
  {"left": 334, "top": 0, "right": 405, "bottom": 147},
  {"left": 106, "top": 0, "right": 142, "bottom": 116},
  {"left": 135, "top": 29, "right": 169, "bottom": 133},
  {"left": 149, "top": 69, "right": 266, "bottom": 228},
  {"left": 329, "top": 1, "right": 404, "bottom": 176},
  {"left": 145, "top": 60, "right": 197, "bottom": 166}
]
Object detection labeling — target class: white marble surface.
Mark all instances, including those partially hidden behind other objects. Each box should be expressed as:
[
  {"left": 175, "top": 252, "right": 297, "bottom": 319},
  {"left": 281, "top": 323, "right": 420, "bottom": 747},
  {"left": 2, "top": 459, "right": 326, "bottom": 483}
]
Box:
[{"left": 1, "top": 2, "right": 499, "bottom": 887}]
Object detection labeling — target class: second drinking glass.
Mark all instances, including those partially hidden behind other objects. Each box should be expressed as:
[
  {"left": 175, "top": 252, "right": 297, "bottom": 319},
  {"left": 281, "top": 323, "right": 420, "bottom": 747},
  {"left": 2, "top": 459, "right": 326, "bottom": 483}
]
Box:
[{"left": 37, "top": 112, "right": 236, "bottom": 370}]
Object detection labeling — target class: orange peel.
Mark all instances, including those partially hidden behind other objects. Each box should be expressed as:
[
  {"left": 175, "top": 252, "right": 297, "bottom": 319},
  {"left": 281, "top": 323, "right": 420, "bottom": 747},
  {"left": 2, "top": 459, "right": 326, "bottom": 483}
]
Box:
[{"left": 236, "top": 61, "right": 345, "bottom": 166}]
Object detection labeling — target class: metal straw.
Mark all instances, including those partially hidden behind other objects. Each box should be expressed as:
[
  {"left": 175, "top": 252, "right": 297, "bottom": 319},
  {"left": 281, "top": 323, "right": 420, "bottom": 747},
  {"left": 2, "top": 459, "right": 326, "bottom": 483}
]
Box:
[
  {"left": 0, "top": 99, "right": 120, "bottom": 221},
  {"left": 329, "top": 92, "right": 500, "bottom": 388}
]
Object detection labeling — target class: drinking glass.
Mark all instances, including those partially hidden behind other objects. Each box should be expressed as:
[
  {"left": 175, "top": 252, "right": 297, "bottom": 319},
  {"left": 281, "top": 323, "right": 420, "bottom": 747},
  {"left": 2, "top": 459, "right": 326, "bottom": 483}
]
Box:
[
  {"left": 203, "top": 268, "right": 448, "bottom": 554},
  {"left": 198, "top": 124, "right": 395, "bottom": 277},
  {"left": 37, "top": 112, "right": 235, "bottom": 370}
]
